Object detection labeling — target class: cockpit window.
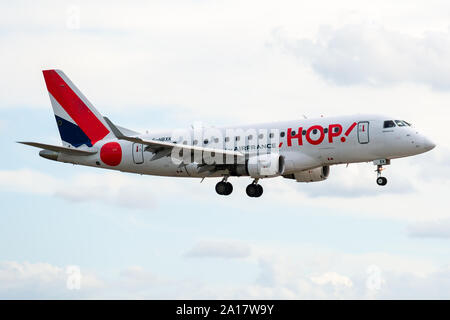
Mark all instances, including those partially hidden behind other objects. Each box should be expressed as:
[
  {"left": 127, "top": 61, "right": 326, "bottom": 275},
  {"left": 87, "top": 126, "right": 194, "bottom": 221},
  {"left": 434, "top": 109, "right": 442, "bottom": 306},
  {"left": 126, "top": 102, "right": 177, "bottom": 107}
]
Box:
[
  {"left": 403, "top": 120, "right": 411, "bottom": 126},
  {"left": 395, "top": 120, "right": 406, "bottom": 127},
  {"left": 383, "top": 120, "right": 396, "bottom": 128}
]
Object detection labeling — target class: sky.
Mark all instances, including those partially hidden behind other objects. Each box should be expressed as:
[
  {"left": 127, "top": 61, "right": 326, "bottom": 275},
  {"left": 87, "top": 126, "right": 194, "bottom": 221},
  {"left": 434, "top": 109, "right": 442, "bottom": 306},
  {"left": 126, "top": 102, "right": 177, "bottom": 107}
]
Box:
[{"left": 0, "top": 0, "right": 450, "bottom": 299}]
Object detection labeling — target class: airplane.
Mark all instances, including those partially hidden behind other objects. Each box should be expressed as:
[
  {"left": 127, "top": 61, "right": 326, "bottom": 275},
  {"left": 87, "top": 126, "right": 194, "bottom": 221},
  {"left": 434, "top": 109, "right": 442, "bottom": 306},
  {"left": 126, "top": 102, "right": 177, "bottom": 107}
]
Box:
[{"left": 19, "top": 69, "right": 436, "bottom": 198}]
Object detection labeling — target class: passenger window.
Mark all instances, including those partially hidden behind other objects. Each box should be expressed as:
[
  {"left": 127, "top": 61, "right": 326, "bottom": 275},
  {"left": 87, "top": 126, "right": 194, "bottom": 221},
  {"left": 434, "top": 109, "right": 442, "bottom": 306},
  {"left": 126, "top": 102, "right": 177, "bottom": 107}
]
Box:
[
  {"left": 280, "top": 132, "right": 285, "bottom": 137},
  {"left": 395, "top": 120, "right": 405, "bottom": 127},
  {"left": 383, "top": 120, "right": 396, "bottom": 128},
  {"left": 225, "top": 137, "right": 229, "bottom": 142}
]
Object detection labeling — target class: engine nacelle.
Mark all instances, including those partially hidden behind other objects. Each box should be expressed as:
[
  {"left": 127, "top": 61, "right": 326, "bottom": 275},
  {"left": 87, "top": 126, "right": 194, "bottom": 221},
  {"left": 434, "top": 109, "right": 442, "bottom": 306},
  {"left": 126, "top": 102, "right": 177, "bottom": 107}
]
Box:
[
  {"left": 247, "top": 153, "right": 285, "bottom": 178},
  {"left": 284, "top": 166, "right": 330, "bottom": 182}
]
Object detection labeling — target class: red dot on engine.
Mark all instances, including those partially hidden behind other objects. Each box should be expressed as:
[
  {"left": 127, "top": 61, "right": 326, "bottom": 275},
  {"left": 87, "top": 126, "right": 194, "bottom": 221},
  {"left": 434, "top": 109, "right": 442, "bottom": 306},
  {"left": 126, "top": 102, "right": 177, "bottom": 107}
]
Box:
[
  {"left": 340, "top": 137, "right": 346, "bottom": 142},
  {"left": 100, "top": 142, "right": 122, "bottom": 166}
]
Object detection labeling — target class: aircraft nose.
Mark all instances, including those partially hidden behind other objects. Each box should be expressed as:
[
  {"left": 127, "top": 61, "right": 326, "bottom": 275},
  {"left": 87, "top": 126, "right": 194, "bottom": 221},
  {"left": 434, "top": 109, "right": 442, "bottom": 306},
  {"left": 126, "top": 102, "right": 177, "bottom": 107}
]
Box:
[{"left": 422, "top": 136, "right": 436, "bottom": 151}]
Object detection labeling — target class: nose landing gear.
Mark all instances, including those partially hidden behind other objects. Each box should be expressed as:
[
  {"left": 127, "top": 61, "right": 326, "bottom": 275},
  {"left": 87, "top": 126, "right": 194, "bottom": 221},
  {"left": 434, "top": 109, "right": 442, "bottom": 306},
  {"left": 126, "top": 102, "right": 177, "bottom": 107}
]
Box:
[
  {"left": 246, "top": 179, "right": 263, "bottom": 198},
  {"left": 215, "top": 177, "right": 233, "bottom": 195},
  {"left": 374, "top": 159, "right": 390, "bottom": 186}
]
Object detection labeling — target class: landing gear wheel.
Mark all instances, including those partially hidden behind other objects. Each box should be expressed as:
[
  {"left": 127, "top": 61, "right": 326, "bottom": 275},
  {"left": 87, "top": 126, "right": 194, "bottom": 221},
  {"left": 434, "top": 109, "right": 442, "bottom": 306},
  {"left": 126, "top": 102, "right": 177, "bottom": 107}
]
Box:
[
  {"left": 246, "top": 184, "right": 263, "bottom": 197},
  {"left": 215, "top": 181, "right": 227, "bottom": 195},
  {"left": 216, "top": 181, "right": 233, "bottom": 195},
  {"left": 246, "top": 184, "right": 258, "bottom": 197},
  {"left": 376, "top": 177, "right": 387, "bottom": 186},
  {"left": 255, "top": 184, "right": 263, "bottom": 197},
  {"left": 224, "top": 182, "right": 233, "bottom": 195}
]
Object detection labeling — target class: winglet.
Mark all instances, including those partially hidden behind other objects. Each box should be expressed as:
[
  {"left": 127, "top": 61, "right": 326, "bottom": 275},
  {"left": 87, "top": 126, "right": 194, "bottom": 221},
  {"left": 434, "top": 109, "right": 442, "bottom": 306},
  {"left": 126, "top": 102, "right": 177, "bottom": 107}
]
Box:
[{"left": 103, "top": 117, "right": 126, "bottom": 139}]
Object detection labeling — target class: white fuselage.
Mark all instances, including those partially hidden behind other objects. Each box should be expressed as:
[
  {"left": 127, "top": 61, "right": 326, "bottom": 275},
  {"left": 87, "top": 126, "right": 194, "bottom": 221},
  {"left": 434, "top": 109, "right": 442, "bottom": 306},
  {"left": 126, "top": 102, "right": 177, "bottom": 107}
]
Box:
[{"left": 56, "top": 114, "right": 435, "bottom": 178}]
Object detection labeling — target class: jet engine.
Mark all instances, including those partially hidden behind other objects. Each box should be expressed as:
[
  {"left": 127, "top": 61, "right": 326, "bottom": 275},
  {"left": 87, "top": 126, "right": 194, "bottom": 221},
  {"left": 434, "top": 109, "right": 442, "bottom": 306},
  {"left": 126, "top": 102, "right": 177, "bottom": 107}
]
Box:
[
  {"left": 284, "top": 166, "right": 330, "bottom": 182},
  {"left": 247, "top": 153, "right": 285, "bottom": 178}
]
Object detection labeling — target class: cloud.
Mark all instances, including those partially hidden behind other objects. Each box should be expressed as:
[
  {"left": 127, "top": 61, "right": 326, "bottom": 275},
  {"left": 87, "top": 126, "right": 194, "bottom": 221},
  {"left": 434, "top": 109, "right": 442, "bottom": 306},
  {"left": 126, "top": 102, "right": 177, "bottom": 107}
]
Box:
[
  {"left": 1, "top": 246, "right": 449, "bottom": 299},
  {"left": 408, "top": 219, "right": 450, "bottom": 238},
  {"left": 0, "top": 261, "right": 102, "bottom": 299},
  {"left": 53, "top": 172, "right": 159, "bottom": 210},
  {"left": 118, "top": 266, "right": 163, "bottom": 292},
  {"left": 185, "top": 240, "right": 251, "bottom": 259},
  {"left": 380, "top": 266, "right": 450, "bottom": 299},
  {"left": 414, "top": 147, "right": 450, "bottom": 183},
  {"left": 273, "top": 24, "right": 450, "bottom": 90},
  {"left": 0, "top": 169, "right": 166, "bottom": 210},
  {"left": 0, "top": 169, "right": 59, "bottom": 195},
  {"left": 310, "top": 272, "right": 353, "bottom": 287},
  {"left": 246, "top": 245, "right": 450, "bottom": 299},
  {"left": 294, "top": 162, "right": 416, "bottom": 198}
]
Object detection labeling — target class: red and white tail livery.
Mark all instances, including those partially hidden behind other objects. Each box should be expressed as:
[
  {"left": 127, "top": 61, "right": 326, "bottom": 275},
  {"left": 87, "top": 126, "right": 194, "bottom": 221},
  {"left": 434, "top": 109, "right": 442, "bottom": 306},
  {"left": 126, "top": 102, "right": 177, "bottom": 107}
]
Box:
[{"left": 43, "top": 69, "right": 112, "bottom": 147}]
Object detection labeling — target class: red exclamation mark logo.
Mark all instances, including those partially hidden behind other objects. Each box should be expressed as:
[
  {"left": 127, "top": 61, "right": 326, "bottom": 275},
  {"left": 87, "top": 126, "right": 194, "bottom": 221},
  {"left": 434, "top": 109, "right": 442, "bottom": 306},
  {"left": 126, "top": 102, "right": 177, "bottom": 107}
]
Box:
[{"left": 340, "top": 122, "right": 357, "bottom": 142}]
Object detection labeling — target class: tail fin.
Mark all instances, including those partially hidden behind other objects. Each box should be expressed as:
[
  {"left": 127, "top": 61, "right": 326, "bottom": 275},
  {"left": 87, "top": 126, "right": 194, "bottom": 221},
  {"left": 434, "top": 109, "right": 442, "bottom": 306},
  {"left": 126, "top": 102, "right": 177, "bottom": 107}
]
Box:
[{"left": 43, "top": 69, "right": 111, "bottom": 147}]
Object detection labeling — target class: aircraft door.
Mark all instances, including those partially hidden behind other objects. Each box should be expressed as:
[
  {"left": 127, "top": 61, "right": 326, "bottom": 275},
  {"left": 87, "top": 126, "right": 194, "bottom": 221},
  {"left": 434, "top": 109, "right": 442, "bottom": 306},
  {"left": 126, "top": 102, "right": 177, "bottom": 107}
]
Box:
[
  {"left": 357, "top": 121, "right": 369, "bottom": 144},
  {"left": 132, "top": 143, "right": 144, "bottom": 164}
]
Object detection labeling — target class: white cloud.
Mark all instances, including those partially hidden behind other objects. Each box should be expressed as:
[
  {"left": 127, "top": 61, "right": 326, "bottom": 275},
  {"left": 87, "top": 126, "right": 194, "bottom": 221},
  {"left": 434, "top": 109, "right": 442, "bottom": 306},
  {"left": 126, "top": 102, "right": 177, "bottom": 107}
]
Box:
[
  {"left": 53, "top": 172, "right": 160, "bottom": 210},
  {"left": 1, "top": 243, "right": 449, "bottom": 299},
  {"left": 0, "top": 169, "right": 60, "bottom": 195},
  {"left": 408, "top": 219, "right": 450, "bottom": 238},
  {"left": 0, "top": 168, "right": 186, "bottom": 210},
  {"left": 185, "top": 240, "right": 251, "bottom": 259},
  {"left": 310, "top": 272, "right": 353, "bottom": 287},
  {"left": 118, "top": 266, "right": 162, "bottom": 291},
  {"left": 274, "top": 23, "right": 450, "bottom": 90},
  {"left": 249, "top": 244, "right": 450, "bottom": 299},
  {"left": 0, "top": 261, "right": 102, "bottom": 299},
  {"left": 293, "top": 162, "right": 416, "bottom": 198}
]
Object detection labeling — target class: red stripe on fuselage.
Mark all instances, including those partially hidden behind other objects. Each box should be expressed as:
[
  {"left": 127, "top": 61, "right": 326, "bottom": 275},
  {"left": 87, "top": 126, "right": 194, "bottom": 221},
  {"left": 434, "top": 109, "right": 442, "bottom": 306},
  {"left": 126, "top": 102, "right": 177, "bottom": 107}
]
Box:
[
  {"left": 43, "top": 70, "right": 109, "bottom": 145},
  {"left": 345, "top": 122, "right": 357, "bottom": 136}
]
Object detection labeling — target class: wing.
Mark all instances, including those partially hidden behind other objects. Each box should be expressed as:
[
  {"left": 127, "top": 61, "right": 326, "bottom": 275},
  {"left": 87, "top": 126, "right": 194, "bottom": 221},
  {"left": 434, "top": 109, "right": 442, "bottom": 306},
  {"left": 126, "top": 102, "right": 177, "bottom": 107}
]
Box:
[{"left": 103, "top": 117, "right": 244, "bottom": 161}]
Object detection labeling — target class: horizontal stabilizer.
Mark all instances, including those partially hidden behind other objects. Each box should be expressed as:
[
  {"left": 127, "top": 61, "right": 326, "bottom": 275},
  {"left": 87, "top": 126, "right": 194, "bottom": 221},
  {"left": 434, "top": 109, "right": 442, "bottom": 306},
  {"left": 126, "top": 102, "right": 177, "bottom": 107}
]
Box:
[{"left": 17, "top": 141, "right": 97, "bottom": 156}]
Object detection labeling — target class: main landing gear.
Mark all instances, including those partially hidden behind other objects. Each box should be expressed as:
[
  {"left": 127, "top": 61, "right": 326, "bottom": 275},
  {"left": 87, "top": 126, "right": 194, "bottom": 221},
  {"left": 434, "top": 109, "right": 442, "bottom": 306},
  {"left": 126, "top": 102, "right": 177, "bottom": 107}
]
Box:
[
  {"left": 374, "top": 159, "right": 390, "bottom": 186},
  {"left": 246, "top": 179, "right": 263, "bottom": 198},
  {"left": 215, "top": 177, "right": 264, "bottom": 197},
  {"left": 215, "top": 177, "right": 233, "bottom": 196}
]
